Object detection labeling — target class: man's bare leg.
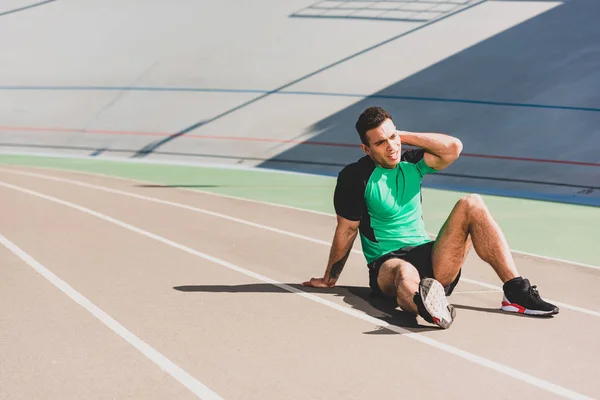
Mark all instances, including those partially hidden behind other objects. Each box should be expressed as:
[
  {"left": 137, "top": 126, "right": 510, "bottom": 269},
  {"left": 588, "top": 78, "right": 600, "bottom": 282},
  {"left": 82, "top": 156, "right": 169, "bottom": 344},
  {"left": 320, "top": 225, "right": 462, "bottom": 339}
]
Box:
[
  {"left": 431, "top": 194, "right": 559, "bottom": 316},
  {"left": 377, "top": 258, "right": 456, "bottom": 328},
  {"left": 432, "top": 194, "right": 518, "bottom": 286},
  {"left": 376, "top": 259, "right": 420, "bottom": 314}
]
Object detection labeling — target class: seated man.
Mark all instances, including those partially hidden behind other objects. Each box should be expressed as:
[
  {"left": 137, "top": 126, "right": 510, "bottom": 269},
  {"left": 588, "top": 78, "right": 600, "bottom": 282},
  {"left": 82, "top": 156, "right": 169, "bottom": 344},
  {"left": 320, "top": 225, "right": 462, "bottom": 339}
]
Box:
[{"left": 303, "top": 106, "right": 558, "bottom": 329}]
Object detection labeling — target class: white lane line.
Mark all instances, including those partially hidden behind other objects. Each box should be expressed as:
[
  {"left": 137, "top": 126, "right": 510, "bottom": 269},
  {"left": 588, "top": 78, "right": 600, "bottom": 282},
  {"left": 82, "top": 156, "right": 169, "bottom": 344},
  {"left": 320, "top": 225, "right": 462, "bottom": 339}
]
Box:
[
  {"left": 0, "top": 180, "right": 593, "bottom": 400},
  {"left": 459, "top": 278, "right": 600, "bottom": 318},
  {"left": 452, "top": 290, "right": 502, "bottom": 295},
  {"left": 2, "top": 163, "right": 599, "bottom": 271},
  {"left": 508, "top": 250, "right": 600, "bottom": 271},
  {"left": 0, "top": 150, "right": 326, "bottom": 178},
  {"left": 3, "top": 168, "right": 599, "bottom": 319},
  {"left": 0, "top": 233, "right": 223, "bottom": 400},
  {"left": 0, "top": 163, "right": 334, "bottom": 217}
]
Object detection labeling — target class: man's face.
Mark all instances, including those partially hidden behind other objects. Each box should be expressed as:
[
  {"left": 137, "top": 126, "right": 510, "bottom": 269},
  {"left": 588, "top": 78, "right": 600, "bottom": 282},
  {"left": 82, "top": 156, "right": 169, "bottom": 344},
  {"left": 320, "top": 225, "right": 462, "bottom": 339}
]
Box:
[{"left": 361, "top": 118, "right": 401, "bottom": 169}]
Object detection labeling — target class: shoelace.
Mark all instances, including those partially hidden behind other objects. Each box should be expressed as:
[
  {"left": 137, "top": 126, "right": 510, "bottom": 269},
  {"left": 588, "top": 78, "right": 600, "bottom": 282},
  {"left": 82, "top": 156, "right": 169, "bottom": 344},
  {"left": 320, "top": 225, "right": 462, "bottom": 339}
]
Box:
[{"left": 529, "top": 285, "right": 540, "bottom": 298}]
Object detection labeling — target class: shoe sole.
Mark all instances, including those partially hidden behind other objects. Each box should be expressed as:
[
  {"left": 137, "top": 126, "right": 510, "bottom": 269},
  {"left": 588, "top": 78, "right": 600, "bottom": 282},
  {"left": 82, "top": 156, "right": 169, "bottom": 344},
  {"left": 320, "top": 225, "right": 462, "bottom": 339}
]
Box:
[
  {"left": 419, "top": 278, "right": 455, "bottom": 329},
  {"left": 501, "top": 297, "right": 559, "bottom": 316}
]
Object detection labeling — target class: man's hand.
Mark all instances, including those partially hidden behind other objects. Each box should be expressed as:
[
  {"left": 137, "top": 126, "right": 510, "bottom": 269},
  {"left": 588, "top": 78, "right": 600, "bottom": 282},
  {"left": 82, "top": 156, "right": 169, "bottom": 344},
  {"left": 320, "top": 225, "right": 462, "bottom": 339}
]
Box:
[
  {"left": 303, "top": 216, "right": 359, "bottom": 289},
  {"left": 302, "top": 277, "right": 335, "bottom": 288},
  {"left": 399, "top": 130, "right": 462, "bottom": 171}
]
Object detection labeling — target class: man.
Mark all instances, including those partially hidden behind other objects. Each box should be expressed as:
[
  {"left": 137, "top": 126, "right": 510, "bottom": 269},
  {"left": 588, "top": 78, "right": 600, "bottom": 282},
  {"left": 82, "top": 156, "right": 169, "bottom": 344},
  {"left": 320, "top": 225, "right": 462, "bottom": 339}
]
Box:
[{"left": 303, "top": 106, "right": 558, "bottom": 329}]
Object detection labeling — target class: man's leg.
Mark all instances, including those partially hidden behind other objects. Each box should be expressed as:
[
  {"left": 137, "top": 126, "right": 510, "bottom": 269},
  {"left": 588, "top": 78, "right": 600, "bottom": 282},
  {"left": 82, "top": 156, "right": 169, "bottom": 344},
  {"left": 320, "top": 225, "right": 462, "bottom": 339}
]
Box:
[
  {"left": 376, "top": 258, "right": 455, "bottom": 328},
  {"left": 432, "top": 194, "right": 518, "bottom": 286},
  {"left": 377, "top": 258, "right": 420, "bottom": 314},
  {"left": 432, "top": 194, "right": 558, "bottom": 316}
]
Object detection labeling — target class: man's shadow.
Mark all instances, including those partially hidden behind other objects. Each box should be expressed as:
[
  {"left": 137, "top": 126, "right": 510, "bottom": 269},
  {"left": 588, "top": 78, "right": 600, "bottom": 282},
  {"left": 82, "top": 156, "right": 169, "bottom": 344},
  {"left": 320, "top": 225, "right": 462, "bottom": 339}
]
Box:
[{"left": 173, "top": 283, "right": 442, "bottom": 334}]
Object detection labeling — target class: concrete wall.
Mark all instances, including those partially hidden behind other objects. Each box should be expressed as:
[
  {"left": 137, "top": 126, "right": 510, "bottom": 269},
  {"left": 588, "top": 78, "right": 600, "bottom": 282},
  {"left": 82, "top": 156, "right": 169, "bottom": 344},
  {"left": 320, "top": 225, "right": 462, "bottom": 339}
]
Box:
[{"left": 1, "top": 0, "right": 598, "bottom": 205}]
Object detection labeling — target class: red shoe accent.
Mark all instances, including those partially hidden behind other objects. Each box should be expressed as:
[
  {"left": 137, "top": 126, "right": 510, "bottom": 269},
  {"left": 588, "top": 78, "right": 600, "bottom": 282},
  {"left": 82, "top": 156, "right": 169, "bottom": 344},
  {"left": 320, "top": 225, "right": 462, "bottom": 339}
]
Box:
[
  {"left": 432, "top": 317, "right": 440, "bottom": 324},
  {"left": 502, "top": 301, "right": 526, "bottom": 313}
]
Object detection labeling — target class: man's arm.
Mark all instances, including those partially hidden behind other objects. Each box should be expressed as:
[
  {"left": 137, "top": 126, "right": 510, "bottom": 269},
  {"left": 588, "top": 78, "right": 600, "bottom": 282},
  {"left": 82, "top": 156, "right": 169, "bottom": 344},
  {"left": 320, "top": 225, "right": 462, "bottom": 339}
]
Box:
[
  {"left": 303, "top": 215, "right": 360, "bottom": 288},
  {"left": 399, "top": 131, "right": 463, "bottom": 171}
]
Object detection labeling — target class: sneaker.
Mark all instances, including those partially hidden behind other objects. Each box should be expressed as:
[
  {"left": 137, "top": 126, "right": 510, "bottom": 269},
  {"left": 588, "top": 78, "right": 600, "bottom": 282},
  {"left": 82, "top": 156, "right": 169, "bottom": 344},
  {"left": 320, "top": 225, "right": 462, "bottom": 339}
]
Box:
[
  {"left": 417, "top": 278, "right": 456, "bottom": 329},
  {"left": 501, "top": 278, "right": 559, "bottom": 316}
]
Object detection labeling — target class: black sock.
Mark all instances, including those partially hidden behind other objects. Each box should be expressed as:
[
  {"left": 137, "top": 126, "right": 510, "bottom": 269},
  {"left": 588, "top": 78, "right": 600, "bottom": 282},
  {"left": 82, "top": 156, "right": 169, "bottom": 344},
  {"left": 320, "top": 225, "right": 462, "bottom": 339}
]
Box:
[{"left": 413, "top": 292, "right": 433, "bottom": 323}]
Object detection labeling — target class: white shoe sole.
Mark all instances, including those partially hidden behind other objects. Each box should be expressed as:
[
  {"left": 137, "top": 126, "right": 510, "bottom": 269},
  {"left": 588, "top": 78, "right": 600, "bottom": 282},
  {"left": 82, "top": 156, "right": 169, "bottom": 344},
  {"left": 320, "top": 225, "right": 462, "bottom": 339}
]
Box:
[
  {"left": 500, "top": 296, "right": 557, "bottom": 316},
  {"left": 419, "top": 278, "right": 455, "bottom": 329}
]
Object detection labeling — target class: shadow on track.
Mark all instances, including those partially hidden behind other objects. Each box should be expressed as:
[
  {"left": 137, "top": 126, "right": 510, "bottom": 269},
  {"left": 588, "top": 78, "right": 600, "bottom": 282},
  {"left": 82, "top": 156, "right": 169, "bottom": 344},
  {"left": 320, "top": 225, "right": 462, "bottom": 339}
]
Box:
[{"left": 173, "top": 283, "right": 442, "bottom": 334}]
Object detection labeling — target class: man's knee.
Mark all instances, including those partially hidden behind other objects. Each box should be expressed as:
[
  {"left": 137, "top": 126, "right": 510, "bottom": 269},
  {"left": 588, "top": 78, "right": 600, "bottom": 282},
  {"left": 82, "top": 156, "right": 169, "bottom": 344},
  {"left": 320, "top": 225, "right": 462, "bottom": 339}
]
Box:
[
  {"left": 459, "top": 194, "right": 487, "bottom": 214},
  {"left": 377, "top": 259, "right": 419, "bottom": 294},
  {"left": 435, "top": 271, "right": 460, "bottom": 288},
  {"left": 394, "top": 261, "right": 420, "bottom": 288}
]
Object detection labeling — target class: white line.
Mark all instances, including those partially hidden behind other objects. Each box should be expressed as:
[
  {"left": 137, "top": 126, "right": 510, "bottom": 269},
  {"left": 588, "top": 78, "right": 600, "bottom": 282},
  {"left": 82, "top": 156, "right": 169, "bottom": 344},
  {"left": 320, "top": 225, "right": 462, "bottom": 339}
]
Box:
[
  {"left": 1, "top": 162, "right": 598, "bottom": 269},
  {"left": 0, "top": 150, "right": 330, "bottom": 178},
  {"left": 452, "top": 290, "right": 502, "bottom": 295},
  {"left": 460, "top": 278, "right": 600, "bottom": 318},
  {"left": 508, "top": 249, "right": 600, "bottom": 271},
  {"left": 3, "top": 168, "right": 599, "bottom": 319},
  {"left": 0, "top": 163, "right": 334, "bottom": 217},
  {"left": 0, "top": 180, "right": 593, "bottom": 400},
  {"left": 0, "top": 168, "right": 337, "bottom": 243},
  {"left": 0, "top": 233, "right": 222, "bottom": 400}
]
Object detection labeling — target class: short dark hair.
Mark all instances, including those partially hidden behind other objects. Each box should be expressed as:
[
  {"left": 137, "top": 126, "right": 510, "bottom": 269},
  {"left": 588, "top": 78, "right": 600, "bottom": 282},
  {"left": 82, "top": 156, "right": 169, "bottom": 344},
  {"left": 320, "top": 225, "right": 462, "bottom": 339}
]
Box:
[{"left": 355, "top": 106, "right": 392, "bottom": 146}]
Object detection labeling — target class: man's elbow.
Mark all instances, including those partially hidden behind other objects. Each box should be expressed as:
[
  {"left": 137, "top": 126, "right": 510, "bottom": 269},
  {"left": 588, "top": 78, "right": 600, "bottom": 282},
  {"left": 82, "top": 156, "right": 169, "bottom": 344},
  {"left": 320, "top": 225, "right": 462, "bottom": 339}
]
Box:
[
  {"left": 450, "top": 138, "right": 463, "bottom": 158},
  {"left": 335, "top": 216, "right": 360, "bottom": 235},
  {"left": 343, "top": 222, "right": 359, "bottom": 236},
  {"left": 445, "top": 138, "right": 462, "bottom": 162},
  {"left": 434, "top": 138, "right": 462, "bottom": 169}
]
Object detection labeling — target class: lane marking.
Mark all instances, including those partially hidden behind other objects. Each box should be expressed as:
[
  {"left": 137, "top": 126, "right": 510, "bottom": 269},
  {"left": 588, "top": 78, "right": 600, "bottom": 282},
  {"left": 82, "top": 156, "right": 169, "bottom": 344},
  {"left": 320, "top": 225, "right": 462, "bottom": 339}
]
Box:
[
  {"left": 0, "top": 179, "right": 592, "bottom": 400},
  {"left": 452, "top": 290, "right": 502, "bottom": 295},
  {"left": 459, "top": 278, "right": 600, "bottom": 318},
  {"left": 2, "top": 167, "right": 599, "bottom": 318},
  {"left": 2, "top": 150, "right": 600, "bottom": 231},
  {"left": 0, "top": 233, "right": 223, "bottom": 400},
  {"left": 0, "top": 0, "right": 57, "bottom": 18},
  {"left": 2, "top": 84, "right": 599, "bottom": 113},
  {"left": 506, "top": 250, "right": 600, "bottom": 271},
  {"left": 1, "top": 162, "right": 598, "bottom": 270},
  {"left": 0, "top": 159, "right": 337, "bottom": 215},
  {"left": 0, "top": 150, "right": 331, "bottom": 178},
  {"left": 1, "top": 125, "right": 599, "bottom": 167}
]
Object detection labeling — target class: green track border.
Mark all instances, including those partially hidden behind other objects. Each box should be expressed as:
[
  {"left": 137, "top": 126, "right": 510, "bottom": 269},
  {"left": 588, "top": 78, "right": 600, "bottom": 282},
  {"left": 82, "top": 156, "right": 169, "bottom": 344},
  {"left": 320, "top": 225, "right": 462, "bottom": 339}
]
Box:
[{"left": 1, "top": 153, "right": 598, "bottom": 267}]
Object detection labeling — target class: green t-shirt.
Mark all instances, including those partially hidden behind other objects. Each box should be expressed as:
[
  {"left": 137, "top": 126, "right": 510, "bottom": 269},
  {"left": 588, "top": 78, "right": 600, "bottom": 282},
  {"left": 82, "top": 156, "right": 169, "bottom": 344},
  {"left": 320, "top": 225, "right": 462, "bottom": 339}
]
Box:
[{"left": 333, "top": 150, "right": 437, "bottom": 264}]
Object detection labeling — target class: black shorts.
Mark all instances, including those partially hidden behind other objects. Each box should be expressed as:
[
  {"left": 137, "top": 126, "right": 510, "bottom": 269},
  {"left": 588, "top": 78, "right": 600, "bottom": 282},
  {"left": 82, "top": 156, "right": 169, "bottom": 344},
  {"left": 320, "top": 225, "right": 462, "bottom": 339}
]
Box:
[{"left": 367, "top": 241, "right": 461, "bottom": 298}]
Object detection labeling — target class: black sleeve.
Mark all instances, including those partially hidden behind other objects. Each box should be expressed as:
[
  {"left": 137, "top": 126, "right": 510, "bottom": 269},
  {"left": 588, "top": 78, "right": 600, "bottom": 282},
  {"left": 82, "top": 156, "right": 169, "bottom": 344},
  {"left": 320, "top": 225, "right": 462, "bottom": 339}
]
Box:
[
  {"left": 333, "top": 165, "right": 366, "bottom": 221},
  {"left": 401, "top": 148, "right": 425, "bottom": 164}
]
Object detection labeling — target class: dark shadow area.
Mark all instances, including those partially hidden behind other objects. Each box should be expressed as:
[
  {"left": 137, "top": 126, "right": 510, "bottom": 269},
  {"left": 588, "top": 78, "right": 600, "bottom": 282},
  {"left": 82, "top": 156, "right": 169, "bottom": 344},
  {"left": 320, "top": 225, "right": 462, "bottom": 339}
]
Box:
[
  {"left": 258, "top": 0, "right": 600, "bottom": 206},
  {"left": 0, "top": 0, "right": 57, "bottom": 18},
  {"left": 173, "top": 283, "right": 442, "bottom": 334}
]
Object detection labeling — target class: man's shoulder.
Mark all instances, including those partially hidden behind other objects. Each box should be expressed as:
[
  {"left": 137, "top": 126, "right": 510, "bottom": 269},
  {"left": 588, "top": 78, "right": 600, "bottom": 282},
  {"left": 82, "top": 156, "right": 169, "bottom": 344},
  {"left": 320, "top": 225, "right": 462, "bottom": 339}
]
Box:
[
  {"left": 400, "top": 149, "right": 425, "bottom": 164},
  {"left": 339, "top": 155, "right": 375, "bottom": 180}
]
